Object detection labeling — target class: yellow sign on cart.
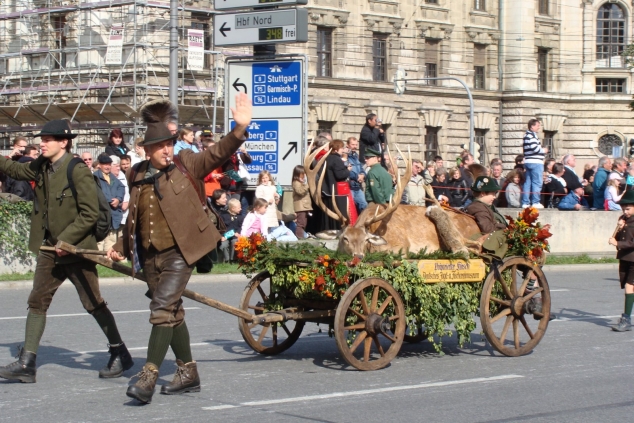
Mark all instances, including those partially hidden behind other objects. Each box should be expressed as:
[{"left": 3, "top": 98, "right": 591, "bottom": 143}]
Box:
[{"left": 417, "top": 259, "right": 486, "bottom": 283}]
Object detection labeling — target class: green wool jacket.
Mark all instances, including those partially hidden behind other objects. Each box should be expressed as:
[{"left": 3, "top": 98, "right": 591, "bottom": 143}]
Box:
[
  {"left": 365, "top": 163, "right": 394, "bottom": 204},
  {"left": 0, "top": 153, "right": 99, "bottom": 263}
]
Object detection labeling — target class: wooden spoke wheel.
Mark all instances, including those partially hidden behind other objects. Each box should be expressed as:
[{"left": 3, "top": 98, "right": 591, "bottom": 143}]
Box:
[
  {"left": 334, "top": 278, "right": 406, "bottom": 371},
  {"left": 480, "top": 257, "right": 551, "bottom": 357},
  {"left": 238, "top": 271, "right": 305, "bottom": 355}
]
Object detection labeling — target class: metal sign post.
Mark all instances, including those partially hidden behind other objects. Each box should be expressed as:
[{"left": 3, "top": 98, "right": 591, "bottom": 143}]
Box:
[
  {"left": 213, "top": 9, "right": 308, "bottom": 47},
  {"left": 225, "top": 56, "right": 307, "bottom": 186}
]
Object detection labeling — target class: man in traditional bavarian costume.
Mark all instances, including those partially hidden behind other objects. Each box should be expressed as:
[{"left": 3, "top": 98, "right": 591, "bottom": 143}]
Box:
[
  {"left": 364, "top": 148, "right": 393, "bottom": 205},
  {"left": 0, "top": 120, "right": 133, "bottom": 383},
  {"left": 107, "top": 93, "right": 252, "bottom": 404}
]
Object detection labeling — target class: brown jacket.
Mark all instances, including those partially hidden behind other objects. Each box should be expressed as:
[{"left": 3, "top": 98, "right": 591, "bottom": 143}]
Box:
[
  {"left": 292, "top": 180, "right": 312, "bottom": 212},
  {"left": 616, "top": 214, "right": 634, "bottom": 262},
  {"left": 465, "top": 199, "right": 507, "bottom": 234},
  {"left": 113, "top": 132, "right": 244, "bottom": 273}
]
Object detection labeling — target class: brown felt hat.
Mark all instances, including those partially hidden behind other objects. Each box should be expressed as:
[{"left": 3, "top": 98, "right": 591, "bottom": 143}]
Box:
[{"left": 138, "top": 122, "right": 178, "bottom": 147}]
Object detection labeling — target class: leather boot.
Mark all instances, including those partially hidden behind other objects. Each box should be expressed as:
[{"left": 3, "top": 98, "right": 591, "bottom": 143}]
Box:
[
  {"left": 0, "top": 347, "right": 37, "bottom": 383},
  {"left": 126, "top": 364, "right": 159, "bottom": 404},
  {"left": 99, "top": 343, "right": 134, "bottom": 378},
  {"left": 160, "top": 360, "right": 200, "bottom": 395}
]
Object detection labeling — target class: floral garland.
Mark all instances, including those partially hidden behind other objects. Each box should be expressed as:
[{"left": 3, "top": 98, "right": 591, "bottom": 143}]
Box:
[{"left": 504, "top": 207, "right": 553, "bottom": 262}]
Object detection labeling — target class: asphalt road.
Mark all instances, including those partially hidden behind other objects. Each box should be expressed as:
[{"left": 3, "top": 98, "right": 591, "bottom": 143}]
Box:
[{"left": 0, "top": 266, "right": 631, "bottom": 423}]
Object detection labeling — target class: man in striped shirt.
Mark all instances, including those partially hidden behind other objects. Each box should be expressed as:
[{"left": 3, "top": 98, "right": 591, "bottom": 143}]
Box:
[{"left": 521, "top": 119, "right": 548, "bottom": 208}]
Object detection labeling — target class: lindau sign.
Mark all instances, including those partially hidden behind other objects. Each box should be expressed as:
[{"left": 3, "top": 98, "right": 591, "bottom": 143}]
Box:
[
  {"left": 226, "top": 57, "right": 307, "bottom": 186},
  {"left": 213, "top": 8, "right": 308, "bottom": 47}
]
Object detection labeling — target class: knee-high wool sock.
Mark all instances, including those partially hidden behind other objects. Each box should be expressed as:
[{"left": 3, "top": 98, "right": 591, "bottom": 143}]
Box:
[
  {"left": 170, "top": 321, "right": 193, "bottom": 363},
  {"left": 146, "top": 326, "right": 173, "bottom": 368},
  {"left": 24, "top": 312, "right": 46, "bottom": 353}
]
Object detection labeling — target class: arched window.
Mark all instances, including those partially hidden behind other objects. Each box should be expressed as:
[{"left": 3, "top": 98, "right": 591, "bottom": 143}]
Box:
[
  {"left": 596, "top": 3, "right": 626, "bottom": 68},
  {"left": 598, "top": 134, "right": 623, "bottom": 156}
]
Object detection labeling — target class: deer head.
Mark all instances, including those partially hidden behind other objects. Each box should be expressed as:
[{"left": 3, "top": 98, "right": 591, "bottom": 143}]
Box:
[{"left": 304, "top": 141, "right": 411, "bottom": 258}]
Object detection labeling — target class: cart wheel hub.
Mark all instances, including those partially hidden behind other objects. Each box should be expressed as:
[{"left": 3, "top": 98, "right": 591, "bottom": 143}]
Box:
[
  {"left": 365, "top": 313, "right": 391, "bottom": 337},
  {"left": 510, "top": 297, "right": 526, "bottom": 318}
]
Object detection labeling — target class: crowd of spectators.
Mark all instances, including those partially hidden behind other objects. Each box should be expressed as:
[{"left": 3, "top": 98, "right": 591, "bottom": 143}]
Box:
[{"left": 2, "top": 117, "right": 633, "bottom": 266}]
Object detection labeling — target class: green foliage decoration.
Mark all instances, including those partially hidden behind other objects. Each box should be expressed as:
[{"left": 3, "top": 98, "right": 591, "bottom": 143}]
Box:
[
  {"left": 0, "top": 199, "right": 34, "bottom": 265},
  {"left": 236, "top": 235, "right": 489, "bottom": 352}
]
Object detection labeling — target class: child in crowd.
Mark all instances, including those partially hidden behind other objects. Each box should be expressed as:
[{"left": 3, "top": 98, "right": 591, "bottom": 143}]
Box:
[
  {"left": 255, "top": 171, "right": 280, "bottom": 230},
  {"left": 609, "top": 191, "right": 634, "bottom": 331},
  {"left": 219, "top": 198, "right": 244, "bottom": 263},
  {"left": 291, "top": 165, "right": 313, "bottom": 239},
  {"left": 605, "top": 178, "right": 623, "bottom": 211},
  {"left": 241, "top": 198, "right": 268, "bottom": 237},
  {"left": 505, "top": 170, "right": 522, "bottom": 208}
]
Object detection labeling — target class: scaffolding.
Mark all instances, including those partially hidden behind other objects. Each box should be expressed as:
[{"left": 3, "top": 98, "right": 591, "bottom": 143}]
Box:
[{"left": 0, "top": 0, "right": 228, "bottom": 152}]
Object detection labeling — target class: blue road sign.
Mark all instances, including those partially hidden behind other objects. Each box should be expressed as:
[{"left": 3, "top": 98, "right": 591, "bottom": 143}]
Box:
[
  {"left": 252, "top": 61, "right": 301, "bottom": 107},
  {"left": 231, "top": 120, "right": 279, "bottom": 175}
]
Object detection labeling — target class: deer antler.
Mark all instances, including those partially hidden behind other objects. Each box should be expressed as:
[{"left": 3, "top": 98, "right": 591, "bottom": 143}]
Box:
[
  {"left": 303, "top": 141, "right": 349, "bottom": 225},
  {"left": 364, "top": 145, "right": 412, "bottom": 227}
]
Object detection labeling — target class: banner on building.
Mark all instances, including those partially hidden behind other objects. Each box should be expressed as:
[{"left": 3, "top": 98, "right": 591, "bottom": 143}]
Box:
[
  {"left": 105, "top": 25, "right": 124, "bottom": 65},
  {"left": 187, "top": 29, "right": 204, "bottom": 71}
]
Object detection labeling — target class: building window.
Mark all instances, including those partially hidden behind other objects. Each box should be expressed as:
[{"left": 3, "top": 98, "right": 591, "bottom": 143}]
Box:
[
  {"left": 474, "top": 44, "right": 486, "bottom": 90},
  {"left": 538, "top": 49, "right": 548, "bottom": 92},
  {"left": 425, "top": 0, "right": 439, "bottom": 3},
  {"left": 424, "top": 127, "right": 439, "bottom": 163},
  {"left": 425, "top": 39, "right": 440, "bottom": 86},
  {"left": 596, "top": 78, "right": 625, "bottom": 93},
  {"left": 598, "top": 134, "right": 623, "bottom": 156},
  {"left": 539, "top": 0, "right": 548, "bottom": 16},
  {"left": 474, "top": 129, "right": 487, "bottom": 164},
  {"left": 317, "top": 121, "right": 334, "bottom": 136},
  {"left": 372, "top": 34, "right": 387, "bottom": 82},
  {"left": 474, "top": 0, "right": 485, "bottom": 11},
  {"left": 596, "top": 4, "right": 626, "bottom": 68},
  {"left": 317, "top": 27, "right": 333, "bottom": 78},
  {"left": 543, "top": 131, "right": 555, "bottom": 159},
  {"left": 51, "top": 15, "right": 67, "bottom": 69}
]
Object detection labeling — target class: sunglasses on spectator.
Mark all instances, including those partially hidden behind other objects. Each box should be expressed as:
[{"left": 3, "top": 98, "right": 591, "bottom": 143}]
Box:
[{"left": 83, "top": 158, "right": 93, "bottom": 162}]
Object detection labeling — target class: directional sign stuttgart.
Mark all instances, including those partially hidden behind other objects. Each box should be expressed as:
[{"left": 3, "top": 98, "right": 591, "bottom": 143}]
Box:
[
  {"left": 227, "top": 59, "right": 303, "bottom": 119},
  {"left": 213, "top": 8, "right": 308, "bottom": 47},
  {"left": 214, "top": 0, "right": 307, "bottom": 11}
]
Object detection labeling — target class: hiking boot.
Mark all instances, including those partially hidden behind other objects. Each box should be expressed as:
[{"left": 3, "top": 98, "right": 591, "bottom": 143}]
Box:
[
  {"left": 160, "top": 360, "right": 200, "bottom": 395},
  {"left": 99, "top": 343, "right": 134, "bottom": 378},
  {"left": 0, "top": 347, "right": 37, "bottom": 383},
  {"left": 612, "top": 314, "right": 632, "bottom": 332},
  {"left": 126, "top": 364, "right": 159, "bottom": 404}
]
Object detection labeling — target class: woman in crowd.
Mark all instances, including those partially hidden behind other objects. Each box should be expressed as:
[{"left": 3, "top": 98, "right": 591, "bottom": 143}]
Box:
[
  {"left": 104, "top": 128, "right": 130, "bottom": 158},
  {"left": 291, "top": 165, "right": 312, "bottom": 239},
  {"left": 541, "top": 163, "right": 566, "bottom": 208},
  {"left": 447, "top": 166, "right": 469, "bottom": 208},
  {"left": 173, "top": 128, "right": 199, "bottom": 154},
  {"left": 320, "top": 140, "right": 351, "bottom": 230},
  {"left": 504, "top": 170, "right": 523, "bottom": 208},
  {"left": 210, "top": 189, "right": 229, "bottom": 216},
  {"left": 431, "top": 167, "right": 450, "bottom": 203}
]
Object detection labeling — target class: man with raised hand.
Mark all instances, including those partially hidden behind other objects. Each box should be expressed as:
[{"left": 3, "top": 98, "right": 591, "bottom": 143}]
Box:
[{"left": 107, "top": 93, "right": 252, "bottom": 404}]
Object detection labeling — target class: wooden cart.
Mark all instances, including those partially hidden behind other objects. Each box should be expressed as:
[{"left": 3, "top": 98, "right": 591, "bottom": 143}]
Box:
[
  {"left": 52, "top": 242, "right": 550, "bottom": 372},
  {"left": 238, "top": 255, "right": 551, "bottom": 371}
]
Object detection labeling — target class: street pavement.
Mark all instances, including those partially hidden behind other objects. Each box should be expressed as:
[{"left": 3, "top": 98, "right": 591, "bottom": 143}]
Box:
[{"left": 0, "top": 266, "right": 632, "bottom": 423}]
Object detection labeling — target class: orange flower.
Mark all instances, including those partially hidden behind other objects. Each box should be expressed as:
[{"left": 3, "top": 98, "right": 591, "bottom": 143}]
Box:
[
  {"left": 323, "top": 262, "right": 329, "bottom": 267},
  {"left": 323, "top": 254, "right": 330, "bottom": 260},
  {"left": 325, "top": 290, "right": 333, "bottom": 298},
  {"left": 521, "top": 207, "right": 539, "bottom": 225},
  {"left": 350, "top": 256, "right": 361, "bottom": 266},
  {"left": 536, "top": 227, "right": 552, "bottom": 241}
]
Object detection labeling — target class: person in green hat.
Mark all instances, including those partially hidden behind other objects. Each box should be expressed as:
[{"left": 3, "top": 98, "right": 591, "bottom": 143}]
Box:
[
  {"left": 465, "top": 176, "right": 507, "bottom": 234},
  {"left": 608, "top": 189, "right": 634, "bottom": 331},
  {"left": 364, "top": 148, "right": 394, "bottom": 205},
  {"left": 0, "top": 119, "right": 133, "bottom": 383}
]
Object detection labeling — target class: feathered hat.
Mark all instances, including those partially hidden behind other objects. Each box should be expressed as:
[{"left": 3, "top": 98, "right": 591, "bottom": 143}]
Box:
[{"left": 139, "top": 100, "right": 179, "bottom": 146}]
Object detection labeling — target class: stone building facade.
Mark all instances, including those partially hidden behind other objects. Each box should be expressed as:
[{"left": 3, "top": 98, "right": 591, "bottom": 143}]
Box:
[{"left": 1, "top": 0, "right": 633, "bottom": 169}]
